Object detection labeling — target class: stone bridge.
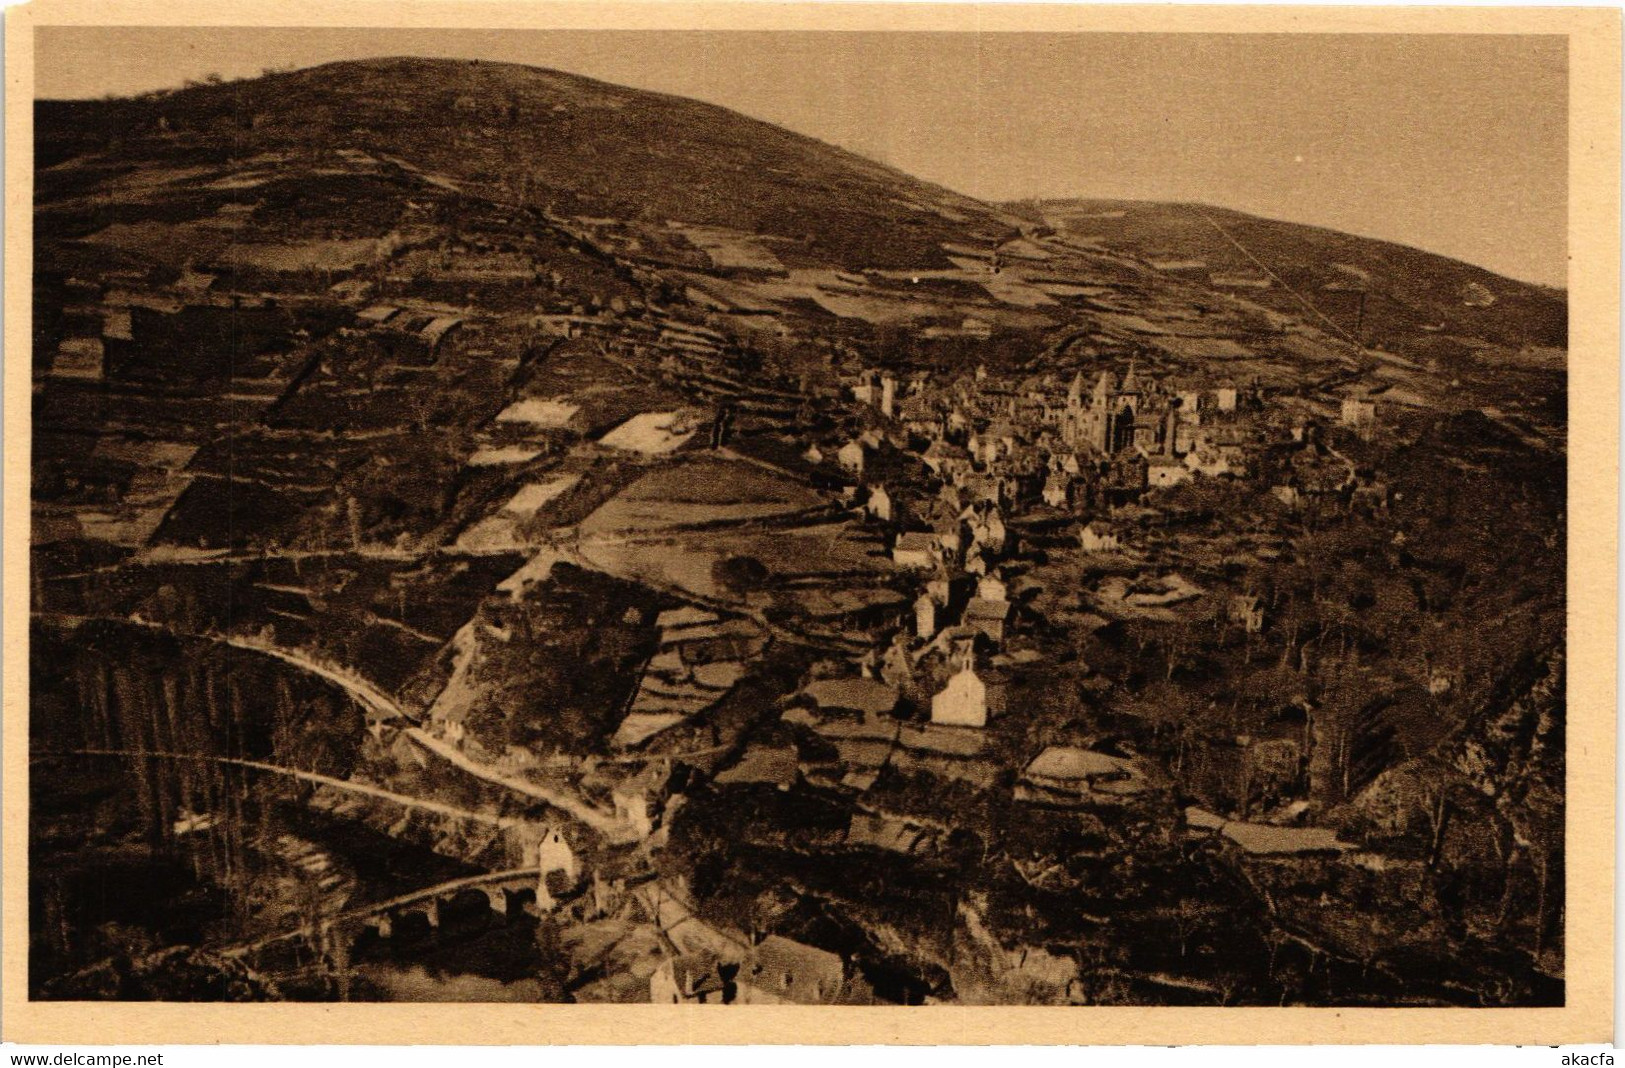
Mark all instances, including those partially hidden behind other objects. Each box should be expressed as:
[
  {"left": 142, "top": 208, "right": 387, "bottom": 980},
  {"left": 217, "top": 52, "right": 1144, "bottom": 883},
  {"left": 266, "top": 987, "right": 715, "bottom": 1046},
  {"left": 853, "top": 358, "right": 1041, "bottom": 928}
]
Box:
[
  {"left": 233, "top": 824, "right": 583, "bottom": 961},
  {"left": 355, "top": 825, "right": 583, "bottom": 939},
  {"left": 353, "top": 867, "right": 547, "bottom": 940}
]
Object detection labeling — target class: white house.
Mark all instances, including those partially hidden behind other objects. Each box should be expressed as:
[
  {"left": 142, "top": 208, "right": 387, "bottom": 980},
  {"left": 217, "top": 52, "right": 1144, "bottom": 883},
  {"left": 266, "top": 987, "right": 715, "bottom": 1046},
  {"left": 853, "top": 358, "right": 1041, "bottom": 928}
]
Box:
[
  {"left": 865, "top": 485, "right": 893, "bottom": 522},
  {"left": 892, "top": 532, "right": 938, "bottom": 570},
  {"left": 1147, "top": 457, "right": 1192, "bottom": 489},
  {"left": 964, "top": 597, "right": 1012, "bottom": 645},
  {"left": 1079, "top": 521, "right": 1120, "bottom": 553},
  {"left": 612, "top": 781, "right": 660, "bottom": 840},
  {"left": 931, "top": 666, "right": 988, "bottom": 729},
  {"left": 1227, "top": 593, "right": 1265, "bottom": 634},
  {"left": 976, "top": 574, "right": 1008, "bottom": 603},
  {"left": 534, "top": 827, "right": 579, "bottom": 910},
  {"left": 837, "top": 440, "right": 865, "bottom": 476}
]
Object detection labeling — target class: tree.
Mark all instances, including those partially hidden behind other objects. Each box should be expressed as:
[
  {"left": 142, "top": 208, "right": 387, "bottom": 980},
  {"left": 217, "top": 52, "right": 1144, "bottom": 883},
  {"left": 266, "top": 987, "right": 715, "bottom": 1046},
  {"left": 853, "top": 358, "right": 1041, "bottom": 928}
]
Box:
[{"left": 711, "top": 555, "right": 769, "bottom": 596}]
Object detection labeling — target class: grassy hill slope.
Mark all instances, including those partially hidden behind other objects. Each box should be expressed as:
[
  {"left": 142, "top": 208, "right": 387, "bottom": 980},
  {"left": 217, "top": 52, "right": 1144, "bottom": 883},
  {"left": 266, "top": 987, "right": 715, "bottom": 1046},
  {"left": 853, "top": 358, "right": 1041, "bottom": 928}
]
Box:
[
  {"left": 1020, "top": 198, "right": 1566, "bottom": 356},
  {"left": 38, "top": 57, "right": 1014, "bottom": 271}
]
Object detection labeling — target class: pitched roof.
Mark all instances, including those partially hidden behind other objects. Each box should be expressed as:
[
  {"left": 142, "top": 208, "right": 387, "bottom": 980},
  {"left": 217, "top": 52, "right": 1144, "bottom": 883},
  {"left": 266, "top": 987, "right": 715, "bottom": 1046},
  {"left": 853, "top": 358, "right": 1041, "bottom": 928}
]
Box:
[
  {"left": 419, "top": 315, "right": 463, "bottom": 345},
  {"left": 964, "top": 597, "right": 1011, "bottom": 622},
  {"left": 1023, "top": 746, "right": 1135, "bottom": 784},
  {"left": 894, "top": 532, "right": 938, "bottom": 554},
  {"left": 357, "top": 304, "right": 400, "bottom": 323}
]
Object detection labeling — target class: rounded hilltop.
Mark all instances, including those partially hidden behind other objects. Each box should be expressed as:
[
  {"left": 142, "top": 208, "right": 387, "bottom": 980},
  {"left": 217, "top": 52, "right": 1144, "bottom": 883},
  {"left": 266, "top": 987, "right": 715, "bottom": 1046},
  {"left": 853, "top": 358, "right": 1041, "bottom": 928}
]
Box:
[{"left": 41, "top": 55, "right": 1010, "bottom": 272}]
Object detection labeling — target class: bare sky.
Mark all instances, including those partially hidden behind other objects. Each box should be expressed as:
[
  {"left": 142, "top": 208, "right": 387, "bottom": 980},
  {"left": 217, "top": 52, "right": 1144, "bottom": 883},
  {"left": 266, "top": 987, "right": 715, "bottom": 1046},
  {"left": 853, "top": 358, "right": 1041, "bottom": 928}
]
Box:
[{"left": 36, "top": 28, "right": 1568, "bottom": 287}]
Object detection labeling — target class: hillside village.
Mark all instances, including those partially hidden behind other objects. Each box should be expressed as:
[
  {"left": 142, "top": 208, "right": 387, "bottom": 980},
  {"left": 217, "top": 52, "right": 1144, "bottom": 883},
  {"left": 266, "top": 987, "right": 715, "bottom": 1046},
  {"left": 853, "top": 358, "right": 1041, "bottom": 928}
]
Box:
[{"left": 30, "top": 59, "right": 1566, "bottom": 1007}]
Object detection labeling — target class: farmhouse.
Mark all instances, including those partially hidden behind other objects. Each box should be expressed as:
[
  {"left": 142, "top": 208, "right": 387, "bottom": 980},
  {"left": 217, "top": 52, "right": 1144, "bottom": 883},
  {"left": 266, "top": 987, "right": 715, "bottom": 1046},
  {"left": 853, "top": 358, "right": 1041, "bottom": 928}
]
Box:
[
  {"left": 893, "top": 532, "right": 939, "bottom": 570},
  {"left": 1147, "top": 457, "right": 1192, "bottom": 489},
  {"left": 931, "top": 666, "right": 988, "bottom": 729},
  {"left": 865, "top": 485, "right": 893, "bottom": 522},
  {"left": 736, "top": 936, "right": 850, "bottom": 1005},
  {"left": 1078, "top": 521, "right": 1120, "bottom": 553},
  {"left": 963, "top": 597, "right": 1011, "bottom": 645},
  {"left": 1227, "top": 593, "right": 1265, "bottom": 633},
  {"left": 1017, "top": 746, "right": 1146, "bottom": 806}
]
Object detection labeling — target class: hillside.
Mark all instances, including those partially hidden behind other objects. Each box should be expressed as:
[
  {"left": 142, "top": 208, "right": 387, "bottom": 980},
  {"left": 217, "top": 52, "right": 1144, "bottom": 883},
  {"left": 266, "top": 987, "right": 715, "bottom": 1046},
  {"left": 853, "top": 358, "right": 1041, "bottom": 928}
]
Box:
[
  {"left": 1018, "top": 198, "right": 1566, "bottom": 358},
  {"left": 31, "top": 57, "right": 1567, "bottom": 1007},
  {"left": 36, "top": 60, "right": 1566, "bottom": 415},
  {"left": 37, "top": 57, "right": 1014, "bottom": 271}
]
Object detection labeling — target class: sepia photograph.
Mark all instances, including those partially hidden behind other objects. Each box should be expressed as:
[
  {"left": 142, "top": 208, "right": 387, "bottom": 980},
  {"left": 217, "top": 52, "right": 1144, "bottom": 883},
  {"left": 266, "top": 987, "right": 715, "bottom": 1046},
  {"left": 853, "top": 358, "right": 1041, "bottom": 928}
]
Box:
[{"left": 4, "top": 0, "right": 1618, "bottom": 1047}]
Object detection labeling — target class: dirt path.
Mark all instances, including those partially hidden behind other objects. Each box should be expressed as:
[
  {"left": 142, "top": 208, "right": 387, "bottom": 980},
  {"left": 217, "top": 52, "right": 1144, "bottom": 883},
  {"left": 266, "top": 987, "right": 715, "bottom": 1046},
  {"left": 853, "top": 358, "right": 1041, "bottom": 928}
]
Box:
[
  {"left": 402, "top": 727, "right": 631, "bottom": 841},
  {"left": 41, "top": 747, "right": 520, "bottom": 829}
]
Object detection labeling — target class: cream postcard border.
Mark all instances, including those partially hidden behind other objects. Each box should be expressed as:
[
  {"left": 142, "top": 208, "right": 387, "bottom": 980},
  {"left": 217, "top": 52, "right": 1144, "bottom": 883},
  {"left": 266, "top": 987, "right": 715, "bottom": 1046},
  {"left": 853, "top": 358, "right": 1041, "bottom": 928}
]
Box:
[{"left": 3, "top": 1, "right": 1617, "bottom": 1046}]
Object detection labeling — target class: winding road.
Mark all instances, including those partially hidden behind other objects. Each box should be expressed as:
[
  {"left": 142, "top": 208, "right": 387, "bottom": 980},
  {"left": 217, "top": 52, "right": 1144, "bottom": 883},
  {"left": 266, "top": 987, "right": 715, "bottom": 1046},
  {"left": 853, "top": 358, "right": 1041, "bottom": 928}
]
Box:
[
  {"left": 38, "top": 747, "right": 521, "bottom": 829},
  {"left": 34, "top": 611, "right": 632, "bottom": 841}
]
